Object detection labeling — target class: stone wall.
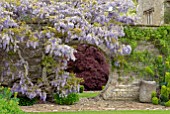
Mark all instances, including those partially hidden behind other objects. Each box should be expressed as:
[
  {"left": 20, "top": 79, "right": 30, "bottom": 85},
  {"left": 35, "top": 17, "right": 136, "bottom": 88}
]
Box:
[
  {"left": 0, "top": 45, "right": 43, "bottom": 87},
  {"left": 97, "top": 44, "right": 141, "bottom": 101},
  {"left": 100, "top": 70, "right": 140, "bottom": 101},
  {"left": 0, "top": 36, "right": 159, "bottom": 101},
  {"left": 99, "top": 40, "right": 159, "bottom": 101},
  {"left": 136, "top": 0, "right": 165, "bottom": 25}
]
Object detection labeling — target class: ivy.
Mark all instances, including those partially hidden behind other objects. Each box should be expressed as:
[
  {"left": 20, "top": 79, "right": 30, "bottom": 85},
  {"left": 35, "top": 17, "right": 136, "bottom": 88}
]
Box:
[{"left": 116, "top": 26, "right": 170, "bottom": 82}]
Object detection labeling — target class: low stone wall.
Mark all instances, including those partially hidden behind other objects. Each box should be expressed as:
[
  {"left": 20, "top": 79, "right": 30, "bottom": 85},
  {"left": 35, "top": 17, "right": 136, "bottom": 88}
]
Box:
[
  {"left": 104, "top": 84, "right": 140, "bottom": 101},
  {"left": 100, "top": 70, "right": 140, "bottom": 101},
  {"left": 100, "top": 70, "right": 156, "bottom": 102},
  {"left": 99, "top": 39, "right": 159, "bottom": 101}
]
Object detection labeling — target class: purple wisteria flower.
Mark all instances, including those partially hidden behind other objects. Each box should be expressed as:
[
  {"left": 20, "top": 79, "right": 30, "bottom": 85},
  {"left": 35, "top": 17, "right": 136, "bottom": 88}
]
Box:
[{"left": 0, "top": 0, "right": 135, "bottom": 101}]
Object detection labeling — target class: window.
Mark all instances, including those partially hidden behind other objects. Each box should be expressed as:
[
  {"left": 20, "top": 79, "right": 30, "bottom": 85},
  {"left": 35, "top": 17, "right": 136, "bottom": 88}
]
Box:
[
  {"left": 143, "top": 8, "right": 154, "bottom": 25},
  {"left": 164, "top": 1, "right": 170, "bottom": 24}
]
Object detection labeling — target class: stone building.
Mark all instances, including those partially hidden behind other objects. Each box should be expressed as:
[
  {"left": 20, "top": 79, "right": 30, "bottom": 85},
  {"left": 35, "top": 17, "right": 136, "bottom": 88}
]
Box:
[{"left": 136, "top": 0, "right": 170, "bottom": 25}]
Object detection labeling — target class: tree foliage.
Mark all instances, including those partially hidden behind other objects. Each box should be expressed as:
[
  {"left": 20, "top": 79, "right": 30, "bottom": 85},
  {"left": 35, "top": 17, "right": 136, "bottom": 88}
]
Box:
[{"left": 67, "top": 44, "right": 109, "bottom": 91}]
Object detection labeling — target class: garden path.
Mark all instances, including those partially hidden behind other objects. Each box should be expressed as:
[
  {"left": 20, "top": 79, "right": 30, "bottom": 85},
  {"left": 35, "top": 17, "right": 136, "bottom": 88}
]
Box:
[{"left": 21, "top": 98, "right": 170, "bottom": 112}]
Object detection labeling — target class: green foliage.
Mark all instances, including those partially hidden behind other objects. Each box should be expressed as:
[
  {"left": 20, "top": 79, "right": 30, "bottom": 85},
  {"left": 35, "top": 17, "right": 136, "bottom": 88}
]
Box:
[
  {"left": 165, "top": 100, "right": 170, "bottom": 107},
  {"left": 150, "top": 56, "right": 170, "bottom": 86},
  {"left": 121, "top": 26, "right": 170, "bottom": 107},
  {"left": 0, "top": 99, "right": 25, "bottom": 114},
  {"left": 0, "top": 86, "right": 19, "bottom": 102},
  {"left": 144, "top": 66, "right": 154, "bottom": 77},
  {"left": 0, "top": 86, "right": 24, "bottom": 114},
  {"left": 151, "top": 91, "right": 157, "bottom": 98},
  {"left": 165, "top": 72, "right": 170, "bottom": 84},
  {"left": 152, "top": 55, "right": 166, "bottom": 85},
  {"left": 166, "top": 72, "right": 170, "bottom": 88},
  {"left": 151, "top": 85, "right": 170, "bottom": 106},
  {"left": 123, "top": 26, "right": 170, "bottom": 56},
  {"left": 18, "top": 96, "right": 37, "bottom": 106},
  {"left": 151, "top": 71, "right": 170, "bottom": 106},
  {"left": 54, "top": 93, "right": 79, "bottom": 105},
  {"left": 152, "top": 97, "right": 159, "bottom": 105},
  {"left": 79, "top": 85, "right": 84, "bottom": 93},
  {"left": 164, "top": 6, "right": 170, "bottom": 24},
  {"left": 116, "top": 44, "right": 156, "bottom": 79},
  {"left": 41, "top": 55, "right": 57, "bottom": 73},
  {"left": 102, "top": 86, "right": 105, "bottom": 90},
  {"left": 119, "top": 26, "right": 170, "bottom": 85},
  {"left": 160, "top": 85, "right": 169, "bottom": 102}
]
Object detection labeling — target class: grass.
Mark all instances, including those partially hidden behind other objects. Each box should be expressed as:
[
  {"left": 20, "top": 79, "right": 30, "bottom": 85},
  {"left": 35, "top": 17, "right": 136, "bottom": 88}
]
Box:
[
  {"left": 78, "top": 91, "right": 100, "bottom": 98},
  {"left": 28, "top": 110, "right": 170, "bottom": 114}
]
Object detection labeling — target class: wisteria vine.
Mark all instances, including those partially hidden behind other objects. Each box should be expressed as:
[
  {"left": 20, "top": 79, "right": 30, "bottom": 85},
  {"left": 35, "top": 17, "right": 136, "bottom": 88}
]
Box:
[{"left": 0, "top": 0, "right": 135, "bottom": 101}]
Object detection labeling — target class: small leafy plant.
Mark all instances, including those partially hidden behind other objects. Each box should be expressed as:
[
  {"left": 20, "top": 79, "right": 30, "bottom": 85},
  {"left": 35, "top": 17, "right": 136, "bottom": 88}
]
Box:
[
  {"left": 18, "top": 96, "right": 37, "bottom": 106},
  {"left": 152, "top": 97, "right": 159, "bottom": 105},
  {"left": 0, "top": 86, "right": 18, "bottom": 102},
  {"left": 54, "top": 93, "right": 79, "bottom": 105},
  {"left": 151, "top": 72, "right": 170, "bottom": 106},
  {"left": 0, "top": 86, "right": 24, "bottom": 114},
  {"left": 165, "top": 100, "right": 170, "bottom": 107},
  {"left": 151, "top": 91, "right": 157, "bottom": 98},
  {"left": 0, "top": 98, "right": 25, "bottom": 114},
  {"left": 102, "top": 86, "right": 105, "bottom": 90},
  {"left": 79, "top": 85, "right": 84, "bottom": 93}
]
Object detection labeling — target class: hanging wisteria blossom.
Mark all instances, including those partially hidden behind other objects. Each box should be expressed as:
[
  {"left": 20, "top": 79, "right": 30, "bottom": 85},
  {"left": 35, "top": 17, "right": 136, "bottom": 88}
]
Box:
[{"left": 0, "top": 0, "right": 136, "bottom": 101}]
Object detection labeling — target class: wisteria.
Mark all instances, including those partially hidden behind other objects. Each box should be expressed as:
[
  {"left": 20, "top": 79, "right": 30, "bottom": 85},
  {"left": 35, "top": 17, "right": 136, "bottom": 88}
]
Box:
[{"left": 0, "top": 0, "right": 135, "bottom": 101}]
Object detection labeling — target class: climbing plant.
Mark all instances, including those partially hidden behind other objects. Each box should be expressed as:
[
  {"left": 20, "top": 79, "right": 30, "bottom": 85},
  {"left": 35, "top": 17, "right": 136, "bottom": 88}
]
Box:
[
  {"left": 116, "top": 26, "right": 170, "bottom": 84},
  {"left": 0, "top": 0, "right": 135, "bottom": 101},
  {"left": 164, "top": 1, "right": 170, "bottom": 24}
]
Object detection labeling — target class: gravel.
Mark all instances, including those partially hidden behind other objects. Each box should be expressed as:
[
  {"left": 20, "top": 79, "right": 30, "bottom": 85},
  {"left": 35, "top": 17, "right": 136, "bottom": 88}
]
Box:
[{"left": 21, "top": 97, "right": 170, "bottom": 112}]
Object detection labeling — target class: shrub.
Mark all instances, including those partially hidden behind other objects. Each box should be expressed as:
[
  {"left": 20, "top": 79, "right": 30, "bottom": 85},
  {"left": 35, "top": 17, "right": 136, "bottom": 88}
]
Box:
[
  {"left": 152, "top": 97, "right": 159, "bottom": 105},
  {"left": 165, "top": 72, "right": 170, "bottom": 84},
  {"left": 0, "top": 86, "right": 18, "bottom": 102},
  {"left": 165, "top": 72, "right": 170, "bottom": 88},
  {"left": 79, "top": 85, "right": 84, "bottom": 93},
  {"left": 0, "top": 99, "right": 25, "bottom": 114},
  {"left": 151, "top": 91, "right": 157, "bottom": 98},
  {"left": 160, "top": 101, "right": 165, "bottom": 106},
  {"left": 67, "top": 44, "right": 109, "bottom": 90},
  {"left": 0, "top": 86, "right": 24, "bottom": 114},
  {"left": 160, "top": 85, "right": 169, "bottom": 102},
  {"left": 18, "top": 96, "right": 37, "bottom": 106},
  {"left": 54, "top": 93, "right": 79, "bottom": 105},
  {"left": 165, "top": 100, "right": 170, "bottom": 107}
]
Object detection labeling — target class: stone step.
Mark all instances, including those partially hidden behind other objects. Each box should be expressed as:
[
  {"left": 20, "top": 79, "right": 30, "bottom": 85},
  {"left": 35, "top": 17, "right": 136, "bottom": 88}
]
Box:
[
  {"left": 115, "top": 84, "right": 140, "bottom": 89},
  {"left": 109, "top": 97, "right": 138, "bottom": 101},
  {"left": 112, "top": 87, "right": 139, "bottom": 92},
  {"left": 108, "top": 84, "right": 140, "bottom": 100}
]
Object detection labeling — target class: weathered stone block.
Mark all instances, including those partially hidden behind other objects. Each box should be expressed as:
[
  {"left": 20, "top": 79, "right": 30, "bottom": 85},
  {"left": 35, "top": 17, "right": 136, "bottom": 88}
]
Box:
[{"left": 139, "top": 80, "right": 156, "bottom": 103}]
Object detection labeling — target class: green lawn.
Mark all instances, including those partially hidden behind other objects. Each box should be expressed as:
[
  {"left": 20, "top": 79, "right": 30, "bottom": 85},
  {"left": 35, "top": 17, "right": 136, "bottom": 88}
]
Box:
[
  {"left": 78, "top": 91, "right": 100, "bottom": 98},
  {"left": 29, "top": 110, "right": 170, "bottom": 114}
]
